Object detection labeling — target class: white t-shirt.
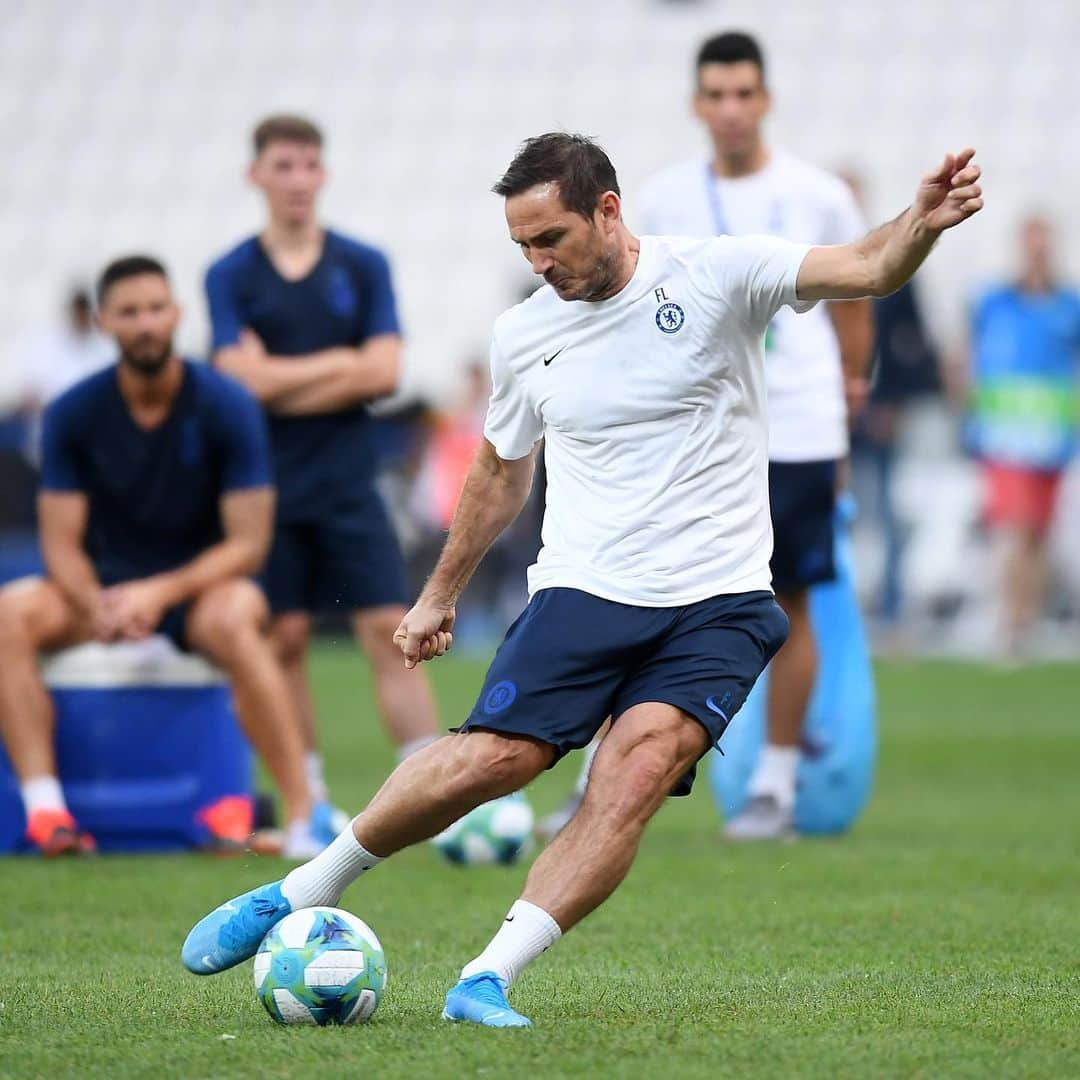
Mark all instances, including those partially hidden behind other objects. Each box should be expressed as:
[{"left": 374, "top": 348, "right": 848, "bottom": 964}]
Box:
[
  {"left": 17, "top": 323, "right": 115, "bottom": 406},
  {"left": 484, "top": 233, "right": 813, "bottom": 607},
  {"left": 638, "top": 150, "right": 865, "bottom": 461}
]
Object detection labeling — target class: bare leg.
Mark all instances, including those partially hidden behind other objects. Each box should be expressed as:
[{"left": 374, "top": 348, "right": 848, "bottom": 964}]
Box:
[
  {"left": 0, "top": 579, "right": 88, "bottom": 782},
  {"left": 1002, "top": 525, "right": 1046, "bottom": 653},
  {"left": 278, "top": 730, "right": 553, "bottom": 910},
  {"left": 353, "top": 605, "right": 440, "bottom": 749},
  {"left": 186, "top": 581, "right": 311, "bottom": 825},
  {"left": 522, "top": 702, "right": 708, "bottom": 930},
  {"left": 767, "top": 587, "right": 815, "bottom": 748},
  {"left": 272, "top": 612, "right": 318, "bottom": 751},
  {"left": 180, "top": 727, "right": 555, "bottom": 977},
  {"left": 451, "top": 703, "right": 708, "bottom": 1003},
  {"left": 354, "top": 731, "right": 552, "bottom": 856}
]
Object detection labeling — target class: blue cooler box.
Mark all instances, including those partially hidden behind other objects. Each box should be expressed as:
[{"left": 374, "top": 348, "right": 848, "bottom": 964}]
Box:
[{"left": 0, "top": 637, "right": 253, "bottom": 853}]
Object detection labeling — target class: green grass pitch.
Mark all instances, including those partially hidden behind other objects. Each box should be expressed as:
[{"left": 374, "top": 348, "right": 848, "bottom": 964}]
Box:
[{"left": 1, "top": 650, "right": 1077, "bottom": 1078}]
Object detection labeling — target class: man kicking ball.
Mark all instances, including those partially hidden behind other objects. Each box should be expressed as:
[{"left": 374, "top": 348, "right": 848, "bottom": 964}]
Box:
[{"left": 182, "top": 134, "right": 983, "bottom": 1027}]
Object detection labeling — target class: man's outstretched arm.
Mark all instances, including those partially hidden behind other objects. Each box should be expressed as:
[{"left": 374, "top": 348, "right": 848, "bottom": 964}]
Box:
[
  {"left": 798, "top": 149, "right": 983, "bottom": 302},
  {"left": 394, "top": 440, "right": 538, "bottom": 668}
]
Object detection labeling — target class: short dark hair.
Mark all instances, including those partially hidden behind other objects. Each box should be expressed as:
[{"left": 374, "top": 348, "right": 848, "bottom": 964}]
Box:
[
  {"left": 493, "top": 133, "right": 620, "bottom": 221},
  {"left": 696, "top": 31, "right": 766, "bottom": 81},
  {"left": 67, "top": 287, "right": 92, "bottom": 312},
  {"left": 253, "top": 114, "right": 323, "bottom": 156},
  {"left": 96, "top": 255, "right": 169, "bottom": 306}
]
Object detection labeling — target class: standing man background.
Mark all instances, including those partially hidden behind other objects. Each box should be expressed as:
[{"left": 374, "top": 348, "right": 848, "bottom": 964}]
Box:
[
  {"left": 962, "top": 215, "right": 1080, "bottom": 657},
  {"left": 205, "top": 116, "right": 440, "bottom": 822},
  {"left": 637, "top": 32, "right": 875, "bottom": 838}
]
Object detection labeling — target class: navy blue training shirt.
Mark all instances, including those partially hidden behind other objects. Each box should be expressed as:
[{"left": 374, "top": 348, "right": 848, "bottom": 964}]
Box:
[
  {"left": 40, "top": 361, "right": 272, "bottom": 586},
  {"left": 205, "top": 230, "right": 401, "bottom": 521}
]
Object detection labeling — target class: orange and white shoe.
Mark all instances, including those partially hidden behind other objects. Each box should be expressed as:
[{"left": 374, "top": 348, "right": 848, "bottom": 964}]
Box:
[
  {"left": 196, "top": 795, "right": 255, "bottom": 854},
  {"left": 25, "top": 808, "right": 97, "bottom": 856}
]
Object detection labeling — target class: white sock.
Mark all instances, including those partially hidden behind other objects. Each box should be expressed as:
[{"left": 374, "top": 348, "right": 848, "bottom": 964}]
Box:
[
  {"left": 460, "top": 900, "right": 562, "bottom": 987},
  {"left": 281, "top": 822, "right": 382, "bottom": 908},
  {"left": 21, "top": 775, "right": 67, "bottom": 816},
  {"left": 396, "top": 734, "right": 438, "bottom": 764},
  {"left": 574, "top": 738, "right": 601, "bottom": 797},
  {"left": 305, "top": 752, "right": 329, "bottom": 804},
  {"left": 746, "top": 744, "right": 800, "bottom": 809}
]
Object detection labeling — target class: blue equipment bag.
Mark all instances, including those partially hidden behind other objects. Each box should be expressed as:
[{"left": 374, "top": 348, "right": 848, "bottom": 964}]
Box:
[{"left": 709, "top": 496, "right": 877, "bottom": 834}]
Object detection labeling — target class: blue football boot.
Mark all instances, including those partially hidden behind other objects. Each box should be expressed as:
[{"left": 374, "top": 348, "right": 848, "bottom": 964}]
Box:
[
  {"left": 442, "top": 971, "right": 532, "bottom": 1028},
  {"left": 181, "top": 880, "right": 291, "bottom": 974}
]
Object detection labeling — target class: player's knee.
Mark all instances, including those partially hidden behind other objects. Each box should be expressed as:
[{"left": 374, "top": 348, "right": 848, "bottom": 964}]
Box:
[
  {"left": 354, "top": 607, "right": 405, "bottom": 661},
  {"left": 191, "top": 580, "right": 267, "bottom": 651},
  {"left": 0, "top": 585, "right": 42, "bottom": 649},
  {"left": 622, "top": 736, "right": 681, "bottom": 797},
  {"left": 454, "top": 732, "right": 546, "bottom": 794},
  {"left": 273, "top": 613, "right": 310, "bottom": 666},
  {"left": 592, "top": 722, "right": 696, "bottom": 816}
]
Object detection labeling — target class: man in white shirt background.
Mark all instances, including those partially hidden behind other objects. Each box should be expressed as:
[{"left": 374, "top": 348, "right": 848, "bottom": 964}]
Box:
[
  {"left": 639, "top": 32, "right": 875, "bottom": 838},
  {"left": 7, "top": 286, "right": 114, "bottom": 464},
  {"left": 182, "top": 131, "right": 983, "bottom": 1027}
]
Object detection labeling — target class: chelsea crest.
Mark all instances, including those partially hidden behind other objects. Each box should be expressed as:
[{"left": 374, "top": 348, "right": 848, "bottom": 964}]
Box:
[{"left": 655, "top": 302, "right": 685, "bottom": 334}]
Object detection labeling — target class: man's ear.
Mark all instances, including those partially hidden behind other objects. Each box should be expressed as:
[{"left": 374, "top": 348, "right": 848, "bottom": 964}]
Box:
[{"left": 597, "top": 190, "right": 622, "bottom": 228}]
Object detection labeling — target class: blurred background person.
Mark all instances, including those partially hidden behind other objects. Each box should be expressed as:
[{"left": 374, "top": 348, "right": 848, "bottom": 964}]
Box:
[
  {"left": 0, "top": 288, "right": 114, "bottom": 578},
  {"left": 14, "top": 286, "right": 114, "bottom": 415},
  {"left": 0, "top": 255, "right": 323, "bottom": 856},
  {"left": 843, "top": 171, "right": 942, "bottom": 628},
  {"left": 205, "top": 116, "right": 440, "bottom": 824},
  {"left": 636, "top": 31, "right": 874, "bottom": 839},
  {"left": 960, "top": 215, "right": 1080, "bottom": 658},
  {"left": 10, "top": 286, "right": 114, "bottom": 465},
  {"left": 411, "top": 356, "right": 538, "bottom": 650}
]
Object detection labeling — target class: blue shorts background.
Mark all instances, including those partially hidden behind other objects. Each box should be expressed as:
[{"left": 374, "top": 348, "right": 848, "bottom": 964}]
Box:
[
  {"left": 157, "top": 604, "right": 192, "bottom": 652},
  {"left": 460, "top": 587, "right": 789, "bottom": 795},
  {"left": 769, "top": 459, "right": 838, "bottom": 591},
  {"left": 263, "top": 494, "right": 408, "bottom": 614}
]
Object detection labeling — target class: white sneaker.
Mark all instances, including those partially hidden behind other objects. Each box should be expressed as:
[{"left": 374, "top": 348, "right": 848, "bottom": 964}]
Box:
[
  {"left": 282, "top": 822, "right": 329, "bottom": 859},
  {"left": 724, "top": 795, "right": 796, "bottom": 841}
]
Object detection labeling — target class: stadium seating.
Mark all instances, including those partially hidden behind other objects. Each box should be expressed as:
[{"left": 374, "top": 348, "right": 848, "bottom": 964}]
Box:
[
  {"left": 2, "top": 0, "right": 1077, "bottom": 410},
  {"left": 0, "top": 637, "right": 252, "bottom": 853}
]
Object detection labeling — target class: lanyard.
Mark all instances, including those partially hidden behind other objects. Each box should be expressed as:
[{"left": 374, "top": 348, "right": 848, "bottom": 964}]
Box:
[
  {"left": 703, "top": 162, "right": 785, "bottom": 237},
  {"left": 705, "top": 163, "right": 784, "bottom": 352},
  {"left": 704, "top": 162, "right": 729, "bottom": 235}
]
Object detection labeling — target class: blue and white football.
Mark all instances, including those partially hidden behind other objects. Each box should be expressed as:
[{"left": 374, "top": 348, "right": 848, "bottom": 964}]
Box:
[
  {"left": 431, "top": 792, "right": 535, "bottom": 866},
  {"left": 253, "top": 907, "right": 387, "bottom": 1025}
]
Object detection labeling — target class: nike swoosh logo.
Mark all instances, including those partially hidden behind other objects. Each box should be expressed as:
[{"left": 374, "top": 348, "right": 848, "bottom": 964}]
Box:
[
  {"left": 705, "top": 696, "right": 729, "bottom": 721},
  {"left": 504, "top": 915, "right": 515, "bottom": 922},
  {"left": 542, "top": 346, "right": 566, "bottom": 366}
]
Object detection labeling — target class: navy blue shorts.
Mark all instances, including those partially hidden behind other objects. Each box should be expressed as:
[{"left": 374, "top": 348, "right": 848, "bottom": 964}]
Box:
[
  {"left": 157, "top": 603, "right": 192, "bottom": 652},
  {"left": 263, "top": 495, "right": 408, "bottom": 615},
  {"left": 460, "top": 588, "right": 789, "bottom": 795},
  {"left": 769, "top": 459, "right": 838, "bottom": 592}
]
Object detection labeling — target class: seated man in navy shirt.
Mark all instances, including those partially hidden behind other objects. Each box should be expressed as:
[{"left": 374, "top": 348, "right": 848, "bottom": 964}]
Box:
[
  {"left": 0, "top": 256, "right": 323, "bottom": 856},
  {"left": 205, "top": 116, "right": 439, "bottom": 815}
]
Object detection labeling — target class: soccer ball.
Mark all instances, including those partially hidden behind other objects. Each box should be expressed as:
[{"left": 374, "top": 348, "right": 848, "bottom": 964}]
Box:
[
  {"left": 431, "top": 792, "right": 535, "bottom": 865},
  {"left": 253, "top": 907, "right": 387, "bottom": 1025}
]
